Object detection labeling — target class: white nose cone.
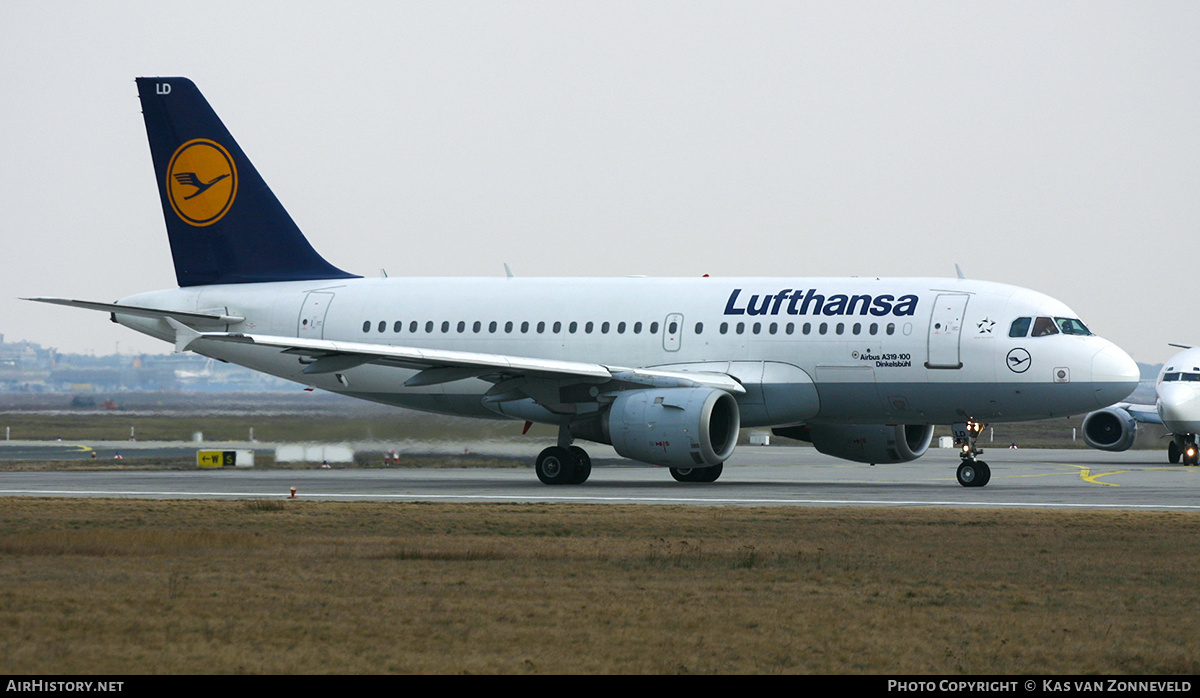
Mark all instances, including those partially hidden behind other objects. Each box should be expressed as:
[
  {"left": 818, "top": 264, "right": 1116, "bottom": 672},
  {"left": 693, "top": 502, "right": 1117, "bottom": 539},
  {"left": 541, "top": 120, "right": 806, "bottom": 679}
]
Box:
[
  {"left": 1091, "top": 344, "right": 1140, "bottom": 407},
  {"left": 1157, "top": 382, "right": 1200, "bottom": 433}
]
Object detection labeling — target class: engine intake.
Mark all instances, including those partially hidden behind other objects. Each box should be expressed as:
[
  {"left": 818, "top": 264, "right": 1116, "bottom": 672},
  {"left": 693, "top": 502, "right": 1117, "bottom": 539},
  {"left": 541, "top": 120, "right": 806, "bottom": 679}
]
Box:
[{"left": 1081, "top": 407, "right": 1137, "bottom": 451}]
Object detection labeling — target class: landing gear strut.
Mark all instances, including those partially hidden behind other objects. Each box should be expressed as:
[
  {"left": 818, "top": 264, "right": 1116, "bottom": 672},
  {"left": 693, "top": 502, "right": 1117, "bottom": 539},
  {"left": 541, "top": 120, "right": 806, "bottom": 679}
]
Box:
[{"left": 953, "top": 420, "right": 991, "bottom": 487}]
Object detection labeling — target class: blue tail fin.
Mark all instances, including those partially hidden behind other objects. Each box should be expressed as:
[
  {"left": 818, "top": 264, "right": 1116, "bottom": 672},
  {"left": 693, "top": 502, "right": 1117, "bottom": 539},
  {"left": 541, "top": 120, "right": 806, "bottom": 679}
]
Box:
[{"left": 136, "top": 77, "right": 359, "bottom": 287}]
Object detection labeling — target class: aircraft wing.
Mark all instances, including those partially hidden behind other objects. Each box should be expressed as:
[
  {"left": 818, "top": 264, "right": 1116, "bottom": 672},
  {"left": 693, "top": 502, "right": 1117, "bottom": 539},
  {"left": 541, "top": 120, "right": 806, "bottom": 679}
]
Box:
[
  {"left": 1111, "top": 402, "right": 1163, "bottom": 425},
  {"left": 171, "top": 322, "right": 746, "bottom": 396}
]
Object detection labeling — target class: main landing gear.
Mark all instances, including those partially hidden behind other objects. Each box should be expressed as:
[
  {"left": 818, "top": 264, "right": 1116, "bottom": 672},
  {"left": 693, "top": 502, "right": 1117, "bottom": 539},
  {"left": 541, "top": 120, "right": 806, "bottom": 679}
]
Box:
[
  {"left": 669, "top": 463, "right": 723, "bottom": 483},
  {"left": 535, "top": 444, "right": 592, "bottom": 485},
  {"left": 953, "top": 420, "right": 991, "bottom": 487},
  {"left": 533, "top": 426, "right": 725, "bottom": 485}
]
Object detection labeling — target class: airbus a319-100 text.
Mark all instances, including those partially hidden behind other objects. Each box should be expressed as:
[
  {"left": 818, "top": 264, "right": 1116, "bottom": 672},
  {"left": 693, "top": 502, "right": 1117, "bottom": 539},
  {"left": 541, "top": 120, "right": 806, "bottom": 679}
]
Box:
[{"left": 28, "top": 78, "right": 1140, "bottom": 487}]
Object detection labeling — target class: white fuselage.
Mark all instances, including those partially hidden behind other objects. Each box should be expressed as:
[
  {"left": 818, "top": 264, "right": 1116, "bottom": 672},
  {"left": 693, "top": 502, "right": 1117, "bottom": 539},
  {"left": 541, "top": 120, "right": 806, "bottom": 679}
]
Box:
[
  {"left": 1155, "top": 347, "right": 1200, "bottom": 436},
  {"left": 113, "top": 275, "right": 1138, "bottom": 428}
]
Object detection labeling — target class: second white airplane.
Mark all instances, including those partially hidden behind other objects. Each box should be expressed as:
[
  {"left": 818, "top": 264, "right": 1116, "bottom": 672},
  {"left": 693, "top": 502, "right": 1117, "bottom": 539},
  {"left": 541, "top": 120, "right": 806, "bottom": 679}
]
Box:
[
  {"left": 30, "top": 78, "right": 1140, "bottom": 487},
  {"left": 1083, "top": 345, "right": 1200, "bottom": 464}
]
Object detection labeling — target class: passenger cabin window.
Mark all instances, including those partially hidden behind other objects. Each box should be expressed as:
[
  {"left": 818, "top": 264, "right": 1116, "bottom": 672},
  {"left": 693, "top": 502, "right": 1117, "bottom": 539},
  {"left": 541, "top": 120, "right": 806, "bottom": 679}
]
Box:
[{"left": 1009, "top": 317, "right": 1031, "bottom": 337}]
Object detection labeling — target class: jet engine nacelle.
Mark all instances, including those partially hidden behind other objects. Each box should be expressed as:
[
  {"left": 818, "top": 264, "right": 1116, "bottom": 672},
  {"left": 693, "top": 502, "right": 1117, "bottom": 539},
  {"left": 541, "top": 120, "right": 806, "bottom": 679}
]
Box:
[
  {"left": 569, "top": 386, "right": 740, "bottom": 468},
  {"left": 1081, "top": 407, "right": 1137, "bottom": 451},
  {"left": 777, "top": 423, "right": 934, "bottom": 464}
]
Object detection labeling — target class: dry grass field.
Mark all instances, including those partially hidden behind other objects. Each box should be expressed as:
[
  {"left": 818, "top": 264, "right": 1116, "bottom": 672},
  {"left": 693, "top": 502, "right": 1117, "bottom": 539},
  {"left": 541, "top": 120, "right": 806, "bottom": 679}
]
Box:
[{"left": 0, "top": 498, "right": 1197, "bottom": 674}]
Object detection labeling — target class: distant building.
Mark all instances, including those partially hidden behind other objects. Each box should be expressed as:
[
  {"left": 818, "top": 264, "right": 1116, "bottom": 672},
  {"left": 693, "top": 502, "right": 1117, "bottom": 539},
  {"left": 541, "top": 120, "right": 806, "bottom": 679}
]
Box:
[{"left": 0, "top": 336, "right": 290, "bottom": 393}]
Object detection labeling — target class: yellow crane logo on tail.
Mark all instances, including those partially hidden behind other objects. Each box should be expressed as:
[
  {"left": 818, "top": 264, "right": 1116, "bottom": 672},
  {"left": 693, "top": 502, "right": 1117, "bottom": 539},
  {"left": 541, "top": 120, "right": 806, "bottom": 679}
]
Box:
[{"left": 166, "top": 139, "right": 238, "bottom": 226}]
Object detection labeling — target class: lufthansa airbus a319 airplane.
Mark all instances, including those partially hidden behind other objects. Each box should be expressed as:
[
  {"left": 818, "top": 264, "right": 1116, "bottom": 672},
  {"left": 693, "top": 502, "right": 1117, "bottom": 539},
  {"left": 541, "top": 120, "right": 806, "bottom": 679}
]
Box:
[
  {"left": 29, "top": 78, "right": 1140, "bottom": 487},
  {"left": 1083, "top": 345, "right": 1200, "bottom": 465}
]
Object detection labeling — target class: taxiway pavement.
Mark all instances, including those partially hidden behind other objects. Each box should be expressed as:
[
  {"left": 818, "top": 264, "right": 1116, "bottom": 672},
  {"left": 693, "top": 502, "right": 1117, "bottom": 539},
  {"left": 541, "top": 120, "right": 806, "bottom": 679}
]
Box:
[{"left": 0, "top": 444, "right": 1196, "bottom": 510}]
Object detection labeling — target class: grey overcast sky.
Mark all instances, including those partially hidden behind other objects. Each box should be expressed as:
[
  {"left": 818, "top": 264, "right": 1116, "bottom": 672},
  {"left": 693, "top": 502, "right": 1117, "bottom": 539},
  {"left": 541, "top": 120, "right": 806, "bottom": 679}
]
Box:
[{"left": 2, "top": 2, "right": 1197, "bottom": 363}]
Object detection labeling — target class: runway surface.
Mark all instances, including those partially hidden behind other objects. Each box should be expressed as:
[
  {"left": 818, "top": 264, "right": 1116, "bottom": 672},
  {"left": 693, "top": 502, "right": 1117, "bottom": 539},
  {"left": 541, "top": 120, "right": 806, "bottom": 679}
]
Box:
[{"left": 1, "top": 442, "right": 1197, "bottom": 510}]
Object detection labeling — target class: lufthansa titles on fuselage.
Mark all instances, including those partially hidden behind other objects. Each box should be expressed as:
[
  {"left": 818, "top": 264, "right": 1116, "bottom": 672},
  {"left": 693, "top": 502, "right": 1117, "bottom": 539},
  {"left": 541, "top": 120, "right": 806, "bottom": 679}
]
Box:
[{"left": 723, "top": 288, "right": 919, "bottom": 317}]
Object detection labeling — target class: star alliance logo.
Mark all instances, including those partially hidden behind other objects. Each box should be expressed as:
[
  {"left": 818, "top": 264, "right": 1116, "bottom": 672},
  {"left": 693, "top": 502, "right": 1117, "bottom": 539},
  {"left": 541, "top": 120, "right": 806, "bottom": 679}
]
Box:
[{"left": 977, "top": 317, "right": 995, "bottom": 334}]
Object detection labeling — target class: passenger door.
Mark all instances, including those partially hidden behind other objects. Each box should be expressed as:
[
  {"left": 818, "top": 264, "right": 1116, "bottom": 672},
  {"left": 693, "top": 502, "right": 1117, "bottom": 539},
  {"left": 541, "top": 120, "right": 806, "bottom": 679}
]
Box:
[{"left": 926, "top": 293, "right": 968, "bottom": 369}]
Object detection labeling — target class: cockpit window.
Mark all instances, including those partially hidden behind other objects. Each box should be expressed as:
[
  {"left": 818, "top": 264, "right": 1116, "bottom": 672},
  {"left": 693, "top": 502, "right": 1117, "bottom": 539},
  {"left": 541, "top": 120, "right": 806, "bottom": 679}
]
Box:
[
  {"left": 1031, "top": 316, "right": 1059, "bottom": 337},
  {"left": 1055, "top": 317, "right": 1093, "bottom": 336},
  {"left": 1009, "top": 317, "right": 1031, "bottom": 337},
  {"left": 1163, "top": 372, "right": 1200, "bottom": 382}
]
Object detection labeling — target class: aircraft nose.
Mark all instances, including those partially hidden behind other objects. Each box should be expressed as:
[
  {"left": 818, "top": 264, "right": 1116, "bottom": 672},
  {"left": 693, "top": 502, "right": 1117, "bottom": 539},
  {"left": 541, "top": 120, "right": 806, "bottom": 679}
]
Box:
[
  {"left": 1156, "top": 382, "right": 1200, "bottom": 428},
  {"left": 1091, "top": 344, "right": 1140, "bottom": 407}
]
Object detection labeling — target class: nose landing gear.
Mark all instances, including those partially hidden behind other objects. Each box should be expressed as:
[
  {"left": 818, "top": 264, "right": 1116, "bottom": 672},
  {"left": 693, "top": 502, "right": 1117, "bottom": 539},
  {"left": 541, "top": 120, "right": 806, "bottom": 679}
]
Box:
[
  {"left": 1170, "top": 436, "right": 1200, "bottom": 466},
  {"left": 953, "top": 420, "right": 991, "bottom": 487}
]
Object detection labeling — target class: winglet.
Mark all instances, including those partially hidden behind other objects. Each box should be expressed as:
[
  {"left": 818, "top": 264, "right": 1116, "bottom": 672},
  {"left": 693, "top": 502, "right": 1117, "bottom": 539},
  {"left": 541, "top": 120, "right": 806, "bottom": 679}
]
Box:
[{"left": 166, "top": 317, "right": 202, "bottom": 354}]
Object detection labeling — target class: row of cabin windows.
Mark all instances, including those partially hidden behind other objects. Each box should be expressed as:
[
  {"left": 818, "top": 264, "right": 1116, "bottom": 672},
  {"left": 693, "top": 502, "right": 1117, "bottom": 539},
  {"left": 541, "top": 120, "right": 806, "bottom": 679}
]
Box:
[
  {"left": 364, "top": 319, "right": 665, "bottom": 335},
  {"left": 720, "top": 321, "right": 895, "bottom": 336},
  {"left": 362, "top": 318, "right": 896, "bottom": 337}
]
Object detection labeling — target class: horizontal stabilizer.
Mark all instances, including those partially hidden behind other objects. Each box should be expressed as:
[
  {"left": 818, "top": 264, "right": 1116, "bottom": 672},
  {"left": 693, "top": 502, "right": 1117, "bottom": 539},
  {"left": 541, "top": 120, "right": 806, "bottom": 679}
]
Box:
[{"left": 24, "top": 297, "right": 243, "bottom": 328}]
